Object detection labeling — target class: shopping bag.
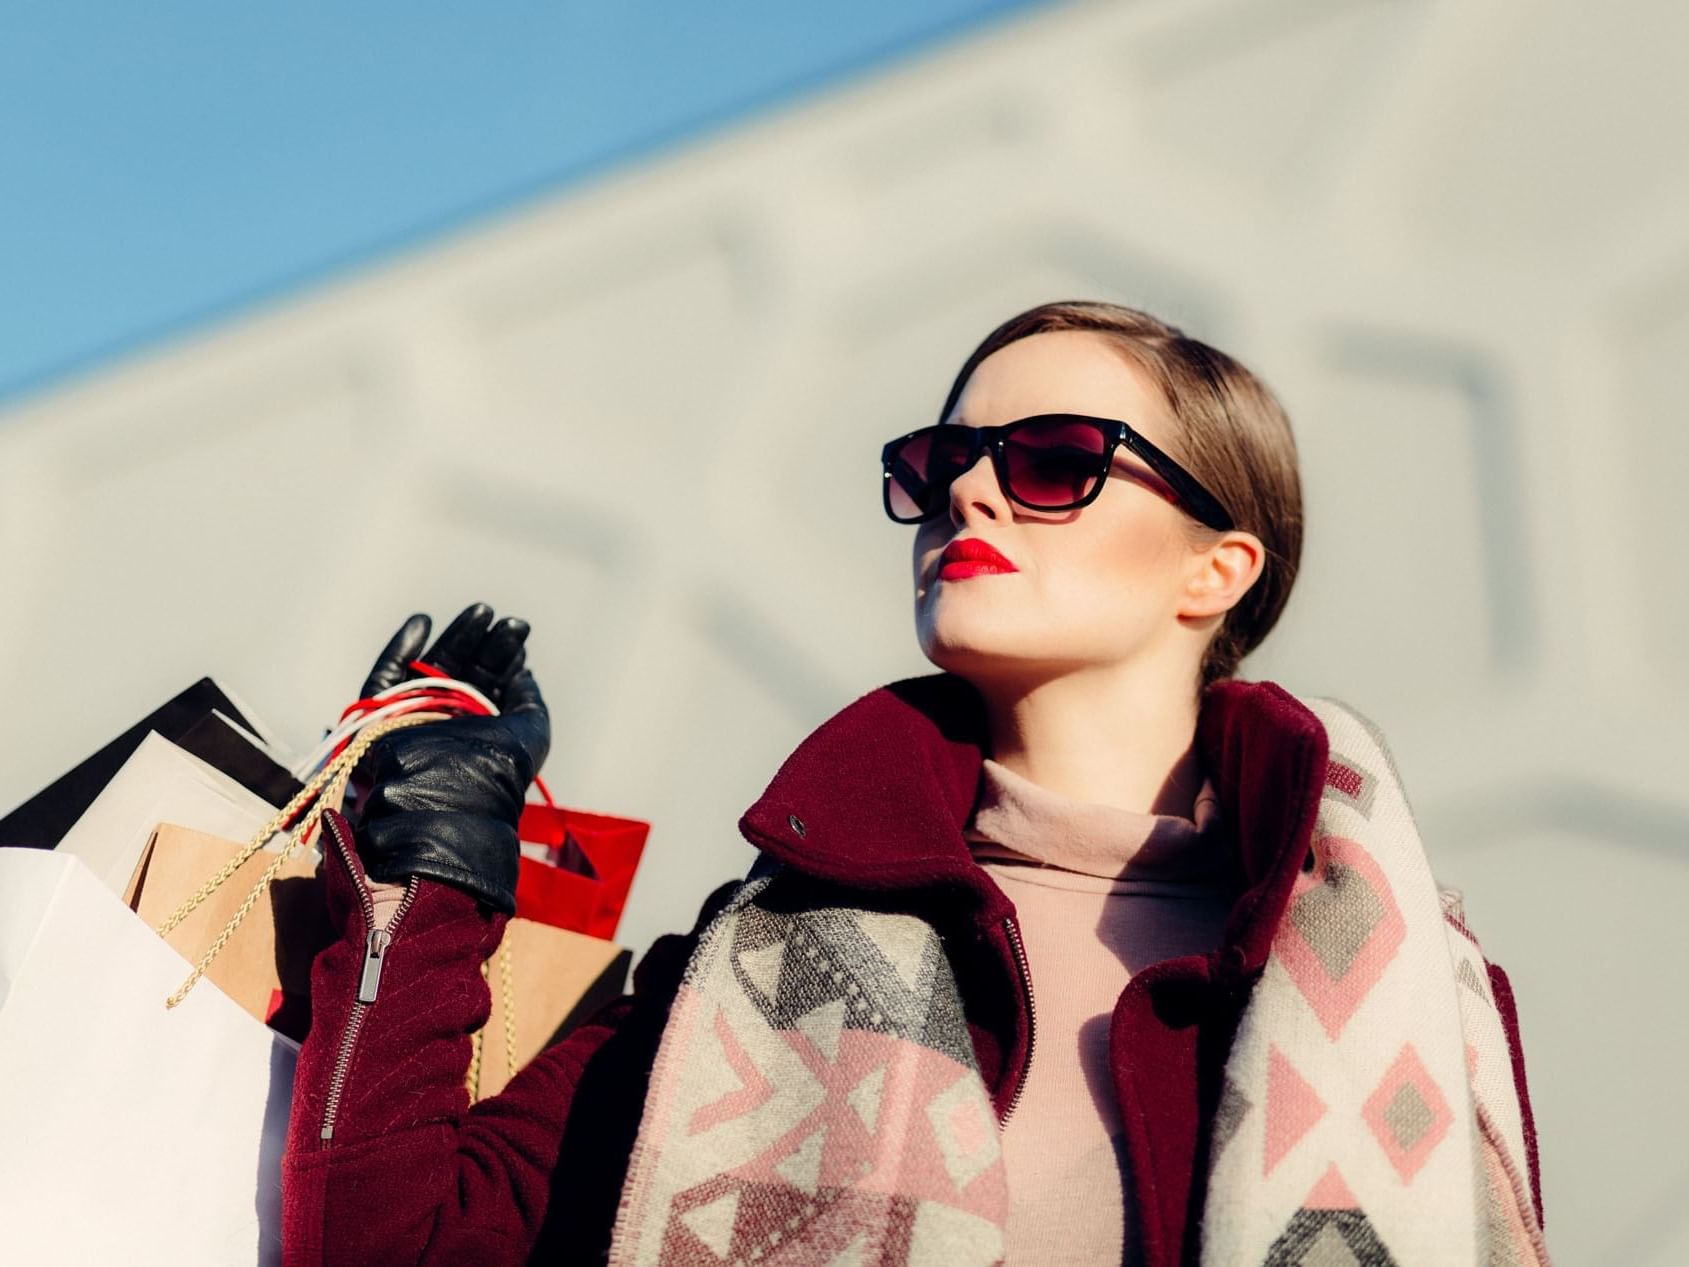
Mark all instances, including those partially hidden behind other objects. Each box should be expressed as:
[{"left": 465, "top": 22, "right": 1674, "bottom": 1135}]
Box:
[
  {"left": 515, "top": 803, "right": 649, "bottom": 940},
  {"left": 139, "top": 712, "right": 636, "bottom": 1103},
  {"left": 0, "top": 677, "right": 299, "bottom": 848},
  {"left": 0, "top": 849, "right": 296, "bottom": 1265},
  {"left": 57, "top": 731, "right": 281, "bottom": 898},
  {"left": 467, "top": 916, "right": 633, "bottom": 1101},
  {"left": 172, "top": 708, "right": 304, "bottom": 807},
  {"left": 125, "top": 823, "right": 334, "bottom": 1042}
]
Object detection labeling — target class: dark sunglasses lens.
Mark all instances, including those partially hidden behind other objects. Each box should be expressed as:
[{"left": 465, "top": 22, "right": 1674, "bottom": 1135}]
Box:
[
  {"left": 1003, "top": 419, "right": 1108, "bottom": 508},
  {"left": 886, "top": 427, "right": 976, "bottom": 520}
]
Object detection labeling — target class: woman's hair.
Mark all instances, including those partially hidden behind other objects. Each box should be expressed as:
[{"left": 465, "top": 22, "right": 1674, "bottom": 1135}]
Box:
[{"left": 934, "top": 299, "right": 1304, "bottom": 692}]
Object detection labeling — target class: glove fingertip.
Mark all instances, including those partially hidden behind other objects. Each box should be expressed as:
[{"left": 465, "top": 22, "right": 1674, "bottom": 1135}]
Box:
[
  {"left": 426, "top": 602, "right": 494, "bottom": 674},
  {"left": 360, "top": 613, "right": 433, "bottom": 697},
  {"left": 470, "top": 622, "right": 530, "bottom": 701}
]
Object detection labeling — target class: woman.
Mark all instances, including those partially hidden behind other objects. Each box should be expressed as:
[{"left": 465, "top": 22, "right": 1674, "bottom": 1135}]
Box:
[{"left": 282, "top": 302, "right": 1547, "bottom": 1266}]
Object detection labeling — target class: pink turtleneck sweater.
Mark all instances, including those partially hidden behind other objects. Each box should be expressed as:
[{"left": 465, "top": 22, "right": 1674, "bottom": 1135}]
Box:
[{"left": 965, "top": 758, "right": 1237, "bottom": 1267}]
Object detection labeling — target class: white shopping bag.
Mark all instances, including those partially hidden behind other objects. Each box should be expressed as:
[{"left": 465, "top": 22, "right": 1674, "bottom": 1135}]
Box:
[
  {"left": 57, "top": 730, "right": 279, "bottom": 897},
  {"left": 0, "top": 848, "right": 296, "bottom": 1265}
]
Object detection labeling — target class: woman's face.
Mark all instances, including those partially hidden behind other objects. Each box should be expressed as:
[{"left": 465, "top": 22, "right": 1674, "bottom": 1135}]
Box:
[{"left": 913, "top": 329, "right": 1229, "bottom": 686}]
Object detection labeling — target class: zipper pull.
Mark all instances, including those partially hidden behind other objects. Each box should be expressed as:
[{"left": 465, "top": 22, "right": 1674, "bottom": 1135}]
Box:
[{"left": 358, "top": 927, "right": 392, "bottom": 1003}]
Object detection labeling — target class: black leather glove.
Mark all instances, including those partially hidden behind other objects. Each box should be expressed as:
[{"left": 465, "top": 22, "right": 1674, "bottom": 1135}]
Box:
[
  {"left": 352, "top": 606, "right": 550, "bottom": 915},
  {"left": 359, "top": 601, "right": 531, "bottom": 701}
]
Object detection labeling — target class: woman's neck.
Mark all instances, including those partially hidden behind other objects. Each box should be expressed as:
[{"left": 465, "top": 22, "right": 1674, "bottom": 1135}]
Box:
[{"left": 975, "top": 662, "right": 1203, "bottom": 818}]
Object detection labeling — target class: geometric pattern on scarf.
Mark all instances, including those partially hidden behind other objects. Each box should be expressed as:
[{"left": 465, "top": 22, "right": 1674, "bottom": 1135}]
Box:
[
  {"left": 1199, "top": 698, "right": 1552, "bottom": 1267},
  {"left": 607, "top": 873, "right": 1008, "bottom": 1266},
  {"left": 1263, "top": 1207, "right": 1400, "bottom": 1267}
]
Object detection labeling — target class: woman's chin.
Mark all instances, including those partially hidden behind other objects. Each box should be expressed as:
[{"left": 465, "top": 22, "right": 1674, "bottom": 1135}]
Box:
[{"left": 917, "top": 628, "right": 1042, "bottom": 680}]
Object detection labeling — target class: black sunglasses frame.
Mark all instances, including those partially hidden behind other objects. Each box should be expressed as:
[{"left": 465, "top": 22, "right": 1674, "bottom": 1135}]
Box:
[{"left": 880, "top": 413, "right": 1235, "bottom": 531}]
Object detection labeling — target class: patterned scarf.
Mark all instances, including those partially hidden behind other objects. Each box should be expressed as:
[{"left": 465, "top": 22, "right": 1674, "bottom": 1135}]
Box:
[
  {"left": 606, "top": 698, "right": 1549, "bottom": 1266},
  {"left": 1198, "top": 699, "right": 1550, "bottom": 1266}
]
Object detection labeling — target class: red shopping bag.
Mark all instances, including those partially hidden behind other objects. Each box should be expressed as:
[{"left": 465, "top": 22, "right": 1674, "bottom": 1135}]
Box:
[{"left": 514, "top": 804, "right": 648, "bottom": 941}]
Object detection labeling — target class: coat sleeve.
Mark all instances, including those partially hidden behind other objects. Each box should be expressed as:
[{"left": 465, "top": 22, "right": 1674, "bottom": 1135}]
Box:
[{"left": 281, "top": 809, "right": 727, "bottom": 1267}]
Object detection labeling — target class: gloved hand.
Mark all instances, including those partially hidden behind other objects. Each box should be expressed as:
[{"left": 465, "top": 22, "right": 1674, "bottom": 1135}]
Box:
[
  {"left": 351, "top": 605, "right": 551, "bottom": 915},
  {"left": 359, "top": 601, "right": 532, "bottom": 703}
]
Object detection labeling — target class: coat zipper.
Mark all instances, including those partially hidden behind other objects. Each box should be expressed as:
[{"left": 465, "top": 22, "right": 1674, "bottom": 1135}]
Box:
[
  {"left": 999, "top": 914, "right": 1037, "bottom": 1126},
  {"left": 320, "top": 812, "right": 418, "bottom": 1143}
]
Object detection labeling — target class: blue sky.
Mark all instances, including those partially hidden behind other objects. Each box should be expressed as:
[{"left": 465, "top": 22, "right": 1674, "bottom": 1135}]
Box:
[{"left": 0, "top": 2, "right": 1049, "bottom": 405}]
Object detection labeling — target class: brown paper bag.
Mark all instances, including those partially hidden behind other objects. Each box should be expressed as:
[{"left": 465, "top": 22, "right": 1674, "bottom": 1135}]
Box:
[
  {"left": 127, "top": 822, "right": 632, "bottom": 1082},
  {"left": 470, "top": 918, "right": 633, "bottom": 1100},
  {"left": 125, "top": 822, "right": 332, "bottom": 1039}
]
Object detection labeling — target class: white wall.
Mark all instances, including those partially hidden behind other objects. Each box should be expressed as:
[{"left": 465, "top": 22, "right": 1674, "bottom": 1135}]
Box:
[{"left": 1, "top": 2, "right": 1683, "bottom": 1257}]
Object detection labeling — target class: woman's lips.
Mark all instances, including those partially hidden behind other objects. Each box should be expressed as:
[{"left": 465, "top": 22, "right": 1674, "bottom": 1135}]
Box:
[
  {"left": 937, "top": 538, "right": 1018, "bottom": 581},
  {"left": 939, "top": 560, "right": 1015, "bottom": 580}
]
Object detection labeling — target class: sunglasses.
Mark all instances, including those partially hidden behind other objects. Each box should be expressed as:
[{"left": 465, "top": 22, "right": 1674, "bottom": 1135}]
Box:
[{"left": 880, "top": 412, "right": 1235, "bottom": 530}]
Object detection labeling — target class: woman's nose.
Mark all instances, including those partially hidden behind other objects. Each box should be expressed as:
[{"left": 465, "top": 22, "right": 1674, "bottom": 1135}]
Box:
[{"left": 948, "top": 450, "right": 1005, "bottom": 524}]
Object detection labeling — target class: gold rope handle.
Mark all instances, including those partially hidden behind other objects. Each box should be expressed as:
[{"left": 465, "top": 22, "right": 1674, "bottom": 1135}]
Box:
[
  {"left": 499, "top": 935, "right": 517, "bottom": 1082},
  {"left": 467, "top": 960, "right": 489, "bottom": 1099},
  {"left": 465, "top": 937, "right": 519, "bottom": 1102},
  {"left": 161, "top": 710, "right": 450, "bottom": 1009}
]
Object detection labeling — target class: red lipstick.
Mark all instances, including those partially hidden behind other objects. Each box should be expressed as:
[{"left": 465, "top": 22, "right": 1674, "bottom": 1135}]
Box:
[{"left": 938, "top": 537, "right": 1018, "bottom": 581}]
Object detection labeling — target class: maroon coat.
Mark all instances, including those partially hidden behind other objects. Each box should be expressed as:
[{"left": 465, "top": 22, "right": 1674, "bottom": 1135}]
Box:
[{"left": 281, "top": 673, "right": 1543, "bottom": 1266}]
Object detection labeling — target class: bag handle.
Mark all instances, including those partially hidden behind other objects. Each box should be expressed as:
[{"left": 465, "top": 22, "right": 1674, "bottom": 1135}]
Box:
[{"left": 466, "top": 939, "right": 518, "bottom": 1102}]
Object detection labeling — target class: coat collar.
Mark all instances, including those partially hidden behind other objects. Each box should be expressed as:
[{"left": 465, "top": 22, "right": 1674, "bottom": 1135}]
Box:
[{"left": 737, "top": 671, "right": 1329, "bottom": 976}]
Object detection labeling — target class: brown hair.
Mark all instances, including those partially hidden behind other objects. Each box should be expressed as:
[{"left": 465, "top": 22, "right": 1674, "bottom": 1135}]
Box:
[{"left": 935, "top": 299, "right": 1304, "bottom": 692}]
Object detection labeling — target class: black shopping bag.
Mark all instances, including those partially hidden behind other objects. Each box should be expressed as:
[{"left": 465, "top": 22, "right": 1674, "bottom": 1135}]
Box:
[{"left": 0, "top": 678, "right": 302, "bottom": 849}]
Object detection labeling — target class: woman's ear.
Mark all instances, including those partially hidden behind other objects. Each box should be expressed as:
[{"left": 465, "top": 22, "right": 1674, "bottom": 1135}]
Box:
[{"left": 1180, "top": 530, "right": 1264, "bottom": 620}]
